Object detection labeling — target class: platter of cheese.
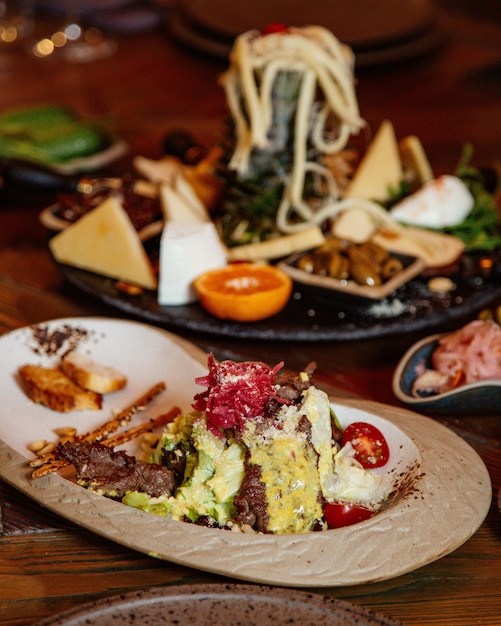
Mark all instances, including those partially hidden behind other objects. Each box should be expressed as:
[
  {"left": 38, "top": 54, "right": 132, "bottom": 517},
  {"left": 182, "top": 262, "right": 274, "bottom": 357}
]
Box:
[
  {"left": 41, "top": 25, "right": 501, "bottom": 341},
  {"left": 169, "top": 0, "right": 445, "bottom": 67}
]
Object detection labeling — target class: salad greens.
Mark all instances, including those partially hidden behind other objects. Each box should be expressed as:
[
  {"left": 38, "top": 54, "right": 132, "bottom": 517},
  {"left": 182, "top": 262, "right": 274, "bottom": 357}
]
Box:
[
  {"left": 124, "top": 411, "right": 245, "bottom": 525},
  {"left": 444, "top": 144, "right": 501, "bottom": 251}
]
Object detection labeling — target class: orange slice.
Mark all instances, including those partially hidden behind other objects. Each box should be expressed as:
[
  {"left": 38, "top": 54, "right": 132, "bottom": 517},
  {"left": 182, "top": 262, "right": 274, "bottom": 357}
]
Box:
[{"left": 194, "top": 263, "right": 293, "bottom": 322}]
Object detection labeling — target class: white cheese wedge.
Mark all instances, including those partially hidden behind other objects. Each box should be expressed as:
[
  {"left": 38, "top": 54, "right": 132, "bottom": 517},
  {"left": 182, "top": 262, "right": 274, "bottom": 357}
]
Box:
[
  {"left": 158, "top": 222, "right": 227, "bottom": 305},
  {"left": 390, "top": 175, "right": 474, "bottom": 228},
  {"left": 344, "top": 119, "right": 403, "bottom": 202},
  {"left": 49, "top": 196, "right": 157, "bottom": 290}
]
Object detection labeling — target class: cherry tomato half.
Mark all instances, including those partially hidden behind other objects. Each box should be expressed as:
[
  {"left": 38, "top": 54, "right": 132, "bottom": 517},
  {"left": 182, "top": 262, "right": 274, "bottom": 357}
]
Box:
[
  {"left": 324, "top": 502, "right": 374, "bottom": 529},
  {"left": 341, "top": 422, "right": 390, "bottom": 469},
  {"left": 262, "top": 22, "right": 288, "bottom": 35}
]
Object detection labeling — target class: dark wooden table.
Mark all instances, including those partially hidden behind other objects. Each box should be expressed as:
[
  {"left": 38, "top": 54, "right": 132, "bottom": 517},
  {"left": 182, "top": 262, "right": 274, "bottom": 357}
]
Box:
[{"left": 0, "top": 3, "right": 500, "bottom": 624}]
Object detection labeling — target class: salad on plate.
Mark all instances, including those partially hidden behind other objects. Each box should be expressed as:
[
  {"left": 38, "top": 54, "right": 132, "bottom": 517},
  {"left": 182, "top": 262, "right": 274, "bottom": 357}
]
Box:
[{"left": 50, "top": 355, "right": 410, "bottom": 535}]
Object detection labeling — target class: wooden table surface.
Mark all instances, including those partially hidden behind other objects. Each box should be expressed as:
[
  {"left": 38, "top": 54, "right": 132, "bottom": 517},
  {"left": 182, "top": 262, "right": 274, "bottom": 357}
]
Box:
[{"left": 0, "top": 3, "right": 500, "bottom": 624}]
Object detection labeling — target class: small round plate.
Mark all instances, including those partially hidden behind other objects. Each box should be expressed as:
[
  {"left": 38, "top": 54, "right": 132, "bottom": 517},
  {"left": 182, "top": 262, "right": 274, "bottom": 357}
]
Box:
[
  {"left": 392, "top": 332, "right": 501, "bottom": 414},
  {"left": 34, "top": 583, "right": 404, "bottom": 625}
]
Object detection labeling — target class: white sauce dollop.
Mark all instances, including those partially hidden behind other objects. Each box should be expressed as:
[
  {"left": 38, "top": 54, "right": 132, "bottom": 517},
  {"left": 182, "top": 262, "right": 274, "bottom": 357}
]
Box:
[{"left": 390, "top": 175, "right": 474, "bottom": 228}]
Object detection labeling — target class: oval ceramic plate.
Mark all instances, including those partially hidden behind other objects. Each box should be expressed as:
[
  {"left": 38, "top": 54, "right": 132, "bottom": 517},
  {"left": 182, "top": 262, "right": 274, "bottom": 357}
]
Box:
[
  {"left": 392, "top": 332, "right": 501, "bottom": 414},
  {"left": 0, "top": 318, "right": 491, "bottom": 587},
  {"left": 35, "top": 583, "right": 403, "bottom": 626}
]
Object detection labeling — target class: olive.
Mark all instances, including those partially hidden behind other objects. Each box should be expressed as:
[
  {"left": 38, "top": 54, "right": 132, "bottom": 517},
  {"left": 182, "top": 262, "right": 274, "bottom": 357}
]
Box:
[
  {"left": 357, "top": 241, "right": 389, "bottom": 265},
  {"left": 162, "top": 130, "right": 207, "bottom": 164},
  {"left": 381, "top": 256, "right": 403, "bottom": 279},
  {"left": 346, "top": 245, "right": 379, "bottom": 270},
  {"left": 337, "top": 255, "right": 350, "bottom": 281},
  {"left": 478, "top": 308, "right": 493, "bottom": 322},
  {"left": 324, "top": 249, "right": 344, "bottom": 279},
  {"left": 296, "top": 253, "right": 315, "bottom": 273},
  {"left": 350, "top": 261, "right": 382, "bottom": 286},
  {"left": 317, "top": 237, "right": 347, "bottom": 254}
]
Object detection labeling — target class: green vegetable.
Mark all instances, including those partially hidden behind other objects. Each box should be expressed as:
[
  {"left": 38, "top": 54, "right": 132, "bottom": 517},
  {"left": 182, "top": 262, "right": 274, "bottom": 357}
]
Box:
[
  {"left": 443, "top": 144, "right": 501, "bottom": 251},
  {"left": 125, "top": 411, "right": 245, "bottom": 525},
  {"left": 0, "top": 104, "right": 108, "bottom": 164}
]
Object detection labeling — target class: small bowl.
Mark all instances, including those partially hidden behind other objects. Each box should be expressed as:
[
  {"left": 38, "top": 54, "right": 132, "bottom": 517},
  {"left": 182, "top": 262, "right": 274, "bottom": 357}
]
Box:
[
  {"left": 392, "top": 333, "right": 501, "bottom": 415},
  {"left": 278, "top": 250, "right": 426, "bottom": 304}
]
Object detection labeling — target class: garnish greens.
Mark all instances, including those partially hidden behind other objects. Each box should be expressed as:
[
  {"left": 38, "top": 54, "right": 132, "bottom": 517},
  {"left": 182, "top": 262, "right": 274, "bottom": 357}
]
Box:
[{"left": 444, "top": 144, "right": 501, "bottom": 251}]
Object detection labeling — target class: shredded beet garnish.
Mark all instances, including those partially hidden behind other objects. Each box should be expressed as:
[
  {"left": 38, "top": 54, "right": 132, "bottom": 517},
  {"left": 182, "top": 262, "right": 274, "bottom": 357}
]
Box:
[{"left": 193, "top": 354, "right": 285, "bottom": 436}]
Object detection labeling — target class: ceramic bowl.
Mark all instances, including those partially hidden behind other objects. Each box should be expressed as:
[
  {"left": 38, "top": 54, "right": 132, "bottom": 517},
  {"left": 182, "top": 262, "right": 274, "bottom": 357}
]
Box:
[
  {"left": 392, "top": 332, "right": 501, "bottom": 414},
  {"left": 278, "top": 250, "right": 425, "bottom": 304}
]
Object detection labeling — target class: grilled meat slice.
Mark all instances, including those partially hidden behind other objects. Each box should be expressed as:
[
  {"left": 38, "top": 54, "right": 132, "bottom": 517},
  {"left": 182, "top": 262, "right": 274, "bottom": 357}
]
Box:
[
  {"left": 57, "top": 441, "right": 175, "bottom": 499},
  {"left": 233, "top": 462, "right": 269, "bottom": 532}
]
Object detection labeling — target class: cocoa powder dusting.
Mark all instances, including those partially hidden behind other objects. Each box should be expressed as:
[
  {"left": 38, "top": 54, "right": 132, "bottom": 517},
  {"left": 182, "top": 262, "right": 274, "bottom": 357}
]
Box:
[{"left": 30, "top": 324, "right": 90, "bottom": 356}]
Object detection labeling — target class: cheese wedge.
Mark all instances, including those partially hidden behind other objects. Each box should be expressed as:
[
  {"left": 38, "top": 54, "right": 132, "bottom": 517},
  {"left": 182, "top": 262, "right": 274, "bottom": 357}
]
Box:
[
  {"left": 227, "top": 226, "right": 326, "bottom": 262},
  {"left": 344, "top": 120, "right": 403, "bottom": 202},
  {"left": 158, "top": 221, "right": 227, "bottom": 305},
  {"left": 159, "top": 180, "right": 209, "bottom": 224},
  {"left": 49, "top": 196, "right": 157, "bottom": 289},
  {"left": 399, "top": 135, "right": 434, "bottom": 186},
  {"left": 373, "top": 226, "right": 465, "bottom": 269},
  {"left": 331, "top": 206, "right": 378, "bottom": 243}
]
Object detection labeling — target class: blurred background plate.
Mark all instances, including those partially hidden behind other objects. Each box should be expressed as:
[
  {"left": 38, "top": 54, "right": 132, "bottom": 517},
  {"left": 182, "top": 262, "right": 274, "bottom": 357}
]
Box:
[
  {"left": 168, "top": 0, "right": 445, "bottom": 66},
  {"left": 35, "top": 584, "right": 405, "bottom": 626}
]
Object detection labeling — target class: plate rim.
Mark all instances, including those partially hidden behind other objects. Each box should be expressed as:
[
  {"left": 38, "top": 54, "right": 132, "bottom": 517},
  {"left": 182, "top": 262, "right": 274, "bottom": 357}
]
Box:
[
  {"left": 0, "top": 317, "right": 492, "bottom": 587},
  {"left": 34, "top": 582, "right": 405, "bottom": 626},
  {"left": 19, "top": 138, "right": 129, "bottom": 175}
]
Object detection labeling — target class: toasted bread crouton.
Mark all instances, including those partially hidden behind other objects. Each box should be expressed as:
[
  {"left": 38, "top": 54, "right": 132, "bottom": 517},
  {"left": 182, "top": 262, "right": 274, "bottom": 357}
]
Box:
[
  {"left": 19, "top": 365, "right": 102, "bottom": 412},
  {"left": 61, "top": 351, "right": 127, "bottom": 394}
]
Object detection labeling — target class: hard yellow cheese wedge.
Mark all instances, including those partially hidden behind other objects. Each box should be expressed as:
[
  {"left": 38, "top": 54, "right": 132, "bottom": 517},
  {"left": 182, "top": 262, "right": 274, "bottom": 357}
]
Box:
[
  {"left": 398, "top": 135, "right": 434, "bottom": 186},
  {"left": 49, "top": 196, "right": 157, "bottom": 289},
  {"left": 227, "top": 225, "right": 326, "bottom": 262},
  {"left": 344, "top": 119, "right": 402, "bottom": 202}
]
